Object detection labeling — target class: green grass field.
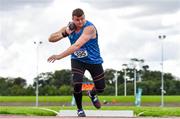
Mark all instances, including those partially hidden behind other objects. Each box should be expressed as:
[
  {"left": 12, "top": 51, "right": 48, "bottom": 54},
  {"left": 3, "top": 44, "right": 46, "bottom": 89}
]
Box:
[
  {"left": 0, "top": 95, "right": 180, "bottom": 103},
  {"left": 1, "top": 96, "right": 180, "bottom": 117}
]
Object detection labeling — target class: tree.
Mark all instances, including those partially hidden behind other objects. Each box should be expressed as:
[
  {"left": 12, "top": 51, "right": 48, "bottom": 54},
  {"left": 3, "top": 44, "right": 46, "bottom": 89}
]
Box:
[
  {"left": 13, "top": 77, "right": 27, "bottom": 87},
  {"left": 104, "top": 69, "right": 116, "bottom": 86},
  {"left": 0, "top": 77, "right": 10, "bottom": 95},
  {"left": 59, "top": 85, "right": 72, "bottom": 95},
  {"left": 53, "top": 70, "right": 72, "bottom": 87},
  {"left": 39, "top": 85, "right": 58, "bottom": 95}
]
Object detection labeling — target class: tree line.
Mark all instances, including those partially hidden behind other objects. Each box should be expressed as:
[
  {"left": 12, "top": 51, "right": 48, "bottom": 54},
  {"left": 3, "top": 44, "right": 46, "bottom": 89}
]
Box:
[{"left": 0, "top": 68, "right": 180, "bottom": 96}]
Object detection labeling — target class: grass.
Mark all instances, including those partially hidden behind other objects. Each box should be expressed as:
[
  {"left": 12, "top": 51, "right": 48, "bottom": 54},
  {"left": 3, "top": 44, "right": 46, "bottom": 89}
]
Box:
[
  {"left": 0, "top": 96, "right": 71, "bottom": 102},
  {"left": 1, "top": 95, "right": 180, "bottom": 103},
  {"left": 0, "top": 106, "right": 180, "bottom": 117},
  {"left": 1, "top": 96, "right": 180, "bottom": 117}
]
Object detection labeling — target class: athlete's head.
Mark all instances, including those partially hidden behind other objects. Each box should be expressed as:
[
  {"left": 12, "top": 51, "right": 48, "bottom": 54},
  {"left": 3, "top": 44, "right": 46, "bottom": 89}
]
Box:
[{"left": 72, "top": 8, "right": 86, "bottom": 28}]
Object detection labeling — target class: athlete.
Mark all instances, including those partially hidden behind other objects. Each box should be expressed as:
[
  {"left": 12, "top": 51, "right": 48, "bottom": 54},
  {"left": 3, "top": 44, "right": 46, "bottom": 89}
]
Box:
[{"left": 47, "top": 8, "right": 105, "bottom": 117}]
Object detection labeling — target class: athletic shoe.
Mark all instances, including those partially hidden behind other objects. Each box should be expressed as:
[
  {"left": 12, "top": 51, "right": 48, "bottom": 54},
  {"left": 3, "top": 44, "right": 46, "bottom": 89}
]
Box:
[
  {"left": 87, "top": 91, "right": 101, "bottom": 109},
  {"left": 77, "top": 109, "right": 86, "bottom": 117}
]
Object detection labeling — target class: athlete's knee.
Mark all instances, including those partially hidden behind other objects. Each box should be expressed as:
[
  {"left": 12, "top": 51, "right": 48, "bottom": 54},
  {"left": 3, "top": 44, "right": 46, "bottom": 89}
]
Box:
[
  {"left": 73, "top": 79, "right": 83, "bottom": 93},
  {"left": 73, "top": 84, "right": 82, "bottom": 93},
  {"left": 93, "top": 80, "right": 105, "bottom": 93},
  {"left": 94, "top": 77, "right": 105, "bottom": 93},
  {"left": 72, "top": 73, "right": 83, "bottom": 93},
  {"left": 73, "top": 78, "right": 82, "bottom": 93},
  {"left": 96, "top": 88, "right": 104, "bottom": 93}
]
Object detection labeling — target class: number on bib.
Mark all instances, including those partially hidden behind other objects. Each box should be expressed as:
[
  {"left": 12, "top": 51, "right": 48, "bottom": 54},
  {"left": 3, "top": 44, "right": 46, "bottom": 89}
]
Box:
[{"left": 74, "top": 49, "right": 88, "bottom": 58}]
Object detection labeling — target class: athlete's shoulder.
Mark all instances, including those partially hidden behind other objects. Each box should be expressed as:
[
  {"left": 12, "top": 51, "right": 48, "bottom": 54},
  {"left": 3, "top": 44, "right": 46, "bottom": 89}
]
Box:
[{"left": 85, "top": 20, "right": 94, "bottom": 26}]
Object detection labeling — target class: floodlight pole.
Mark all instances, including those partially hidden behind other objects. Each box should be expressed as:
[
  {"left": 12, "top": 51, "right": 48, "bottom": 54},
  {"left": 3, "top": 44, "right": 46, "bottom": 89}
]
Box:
[
  {"left": 122, "top": 64, "right": 128, "bottom": 96},
  {"left": 114, "top": 71, "right": 119, "bottom": 96},
  {"left": 130, "top": 58, "right": 138, "bottom": 96},
  {"left": 134, "top": 69, "right": 137, "bottom": 96},
  {"left": 34, "top": 41, "right": 42, "bottom": 107},
  {"left": 138, "top": 59, "right": 144, "bottom": 82},
  {"left": 124, "top": 68, "right": 127, "bottom": 96},
  {"left": 158, "top": 35, "right": 166, "bottom": 107}
]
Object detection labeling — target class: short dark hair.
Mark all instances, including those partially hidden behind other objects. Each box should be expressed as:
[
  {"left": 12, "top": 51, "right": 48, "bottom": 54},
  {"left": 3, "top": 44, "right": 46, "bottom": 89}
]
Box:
[{"left": 72, "top": 8, "right": 84, "bottom": 17}]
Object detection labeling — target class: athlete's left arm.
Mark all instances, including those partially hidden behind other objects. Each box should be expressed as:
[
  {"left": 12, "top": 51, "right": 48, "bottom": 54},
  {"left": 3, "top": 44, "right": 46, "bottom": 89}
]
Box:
[{"left": 47, "top": 26, "right": 95, "bottom": 63}]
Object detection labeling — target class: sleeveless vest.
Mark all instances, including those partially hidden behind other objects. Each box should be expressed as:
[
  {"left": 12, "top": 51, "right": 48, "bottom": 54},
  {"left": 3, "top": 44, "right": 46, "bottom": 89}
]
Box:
[{"left": 68, "top": 21, "right": 103, "bottom": 64}]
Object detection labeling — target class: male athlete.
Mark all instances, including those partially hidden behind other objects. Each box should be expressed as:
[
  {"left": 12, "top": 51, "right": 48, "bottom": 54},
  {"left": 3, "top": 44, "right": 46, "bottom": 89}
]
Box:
[{"left": 48, "top": 8, "right": 105, "bottom": 117}]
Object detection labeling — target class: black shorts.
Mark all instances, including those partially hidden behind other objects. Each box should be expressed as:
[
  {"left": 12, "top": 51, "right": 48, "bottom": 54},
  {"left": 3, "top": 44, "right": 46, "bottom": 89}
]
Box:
[{"left": 71, "top": 59, "right": 105, "bottom": 92}]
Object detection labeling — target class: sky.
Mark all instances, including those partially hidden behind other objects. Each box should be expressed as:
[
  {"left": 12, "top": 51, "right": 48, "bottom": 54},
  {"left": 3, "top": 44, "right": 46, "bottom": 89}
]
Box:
[{"left": 0, "top": 0, "right": 180, "bottom": 84}]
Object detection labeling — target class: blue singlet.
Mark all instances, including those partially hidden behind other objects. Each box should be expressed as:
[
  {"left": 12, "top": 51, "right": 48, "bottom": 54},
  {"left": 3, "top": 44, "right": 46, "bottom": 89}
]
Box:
[{"left": 68, "top": 21, "right": 103, "bottom": 64}]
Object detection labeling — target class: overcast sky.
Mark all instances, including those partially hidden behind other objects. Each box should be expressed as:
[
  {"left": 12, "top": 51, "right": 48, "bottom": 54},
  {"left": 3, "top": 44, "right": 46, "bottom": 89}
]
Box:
[{"left": 0, "top": 0, "right": 180, "bottom": 84}]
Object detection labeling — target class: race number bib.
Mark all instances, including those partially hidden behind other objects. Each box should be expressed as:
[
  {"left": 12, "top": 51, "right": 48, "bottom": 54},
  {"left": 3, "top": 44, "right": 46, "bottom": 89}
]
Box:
[{"left": 74, "top": 49, "right": 88, "bottom": 58}]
